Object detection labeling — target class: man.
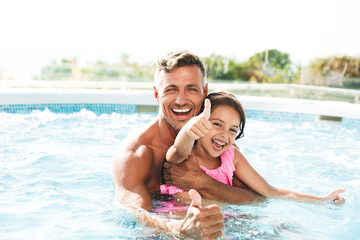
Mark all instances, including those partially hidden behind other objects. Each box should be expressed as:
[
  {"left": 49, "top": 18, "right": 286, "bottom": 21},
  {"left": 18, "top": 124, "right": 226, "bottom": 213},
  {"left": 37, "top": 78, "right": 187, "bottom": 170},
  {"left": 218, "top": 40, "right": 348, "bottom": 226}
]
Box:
[{"left": 112, "top": 51, "right": 259, "bottom": 239}]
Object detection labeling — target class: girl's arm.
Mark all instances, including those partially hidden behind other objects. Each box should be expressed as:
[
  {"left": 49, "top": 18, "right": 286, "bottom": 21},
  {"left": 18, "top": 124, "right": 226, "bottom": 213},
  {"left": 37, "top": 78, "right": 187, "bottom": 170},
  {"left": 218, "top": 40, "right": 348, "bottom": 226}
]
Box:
[
  {"left": 166, "top": 125, "right": 196, "bottom": 164},
  {"left": 166, "top": 99, "right": 212, "bottom": 164},
  {"left": 233, "top": 149, "right": 345, "bottom": 205}
]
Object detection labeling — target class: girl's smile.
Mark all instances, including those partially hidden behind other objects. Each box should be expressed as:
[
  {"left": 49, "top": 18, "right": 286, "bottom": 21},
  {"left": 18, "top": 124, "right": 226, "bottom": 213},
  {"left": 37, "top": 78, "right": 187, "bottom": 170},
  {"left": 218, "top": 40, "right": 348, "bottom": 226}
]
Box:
[{"left": 197, "top": 105, "right": 240, "bottom": 158}]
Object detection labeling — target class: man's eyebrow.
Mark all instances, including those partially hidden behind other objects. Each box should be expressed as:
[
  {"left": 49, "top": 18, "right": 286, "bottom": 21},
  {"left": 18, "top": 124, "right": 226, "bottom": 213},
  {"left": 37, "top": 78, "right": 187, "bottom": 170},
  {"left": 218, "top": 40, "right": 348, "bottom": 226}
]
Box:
[
  {"left": 164, "top": 84, "right": 178, "bottom": 88},
  {"left": 186, "top": 84, "right": 201, "bottom": 88}
]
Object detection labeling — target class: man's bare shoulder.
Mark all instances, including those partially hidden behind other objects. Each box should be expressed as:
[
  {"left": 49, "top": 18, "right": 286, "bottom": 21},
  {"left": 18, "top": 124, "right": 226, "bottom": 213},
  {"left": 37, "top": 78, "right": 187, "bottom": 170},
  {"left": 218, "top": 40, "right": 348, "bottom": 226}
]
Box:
[{"left": 114, "top": 119, "right": 159, "bottom": 162}]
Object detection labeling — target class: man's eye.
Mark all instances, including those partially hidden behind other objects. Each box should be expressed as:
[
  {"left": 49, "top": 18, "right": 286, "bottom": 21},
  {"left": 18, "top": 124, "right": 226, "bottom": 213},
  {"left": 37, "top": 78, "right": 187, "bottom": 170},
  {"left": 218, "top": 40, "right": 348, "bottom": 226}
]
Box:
[{"left": 189, "top": 88, "right": 198, "bottom": 92}]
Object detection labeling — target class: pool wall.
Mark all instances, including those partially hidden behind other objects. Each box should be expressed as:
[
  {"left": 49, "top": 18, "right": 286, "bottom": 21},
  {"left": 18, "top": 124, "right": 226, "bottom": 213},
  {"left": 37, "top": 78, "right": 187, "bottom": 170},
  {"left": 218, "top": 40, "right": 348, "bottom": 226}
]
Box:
[{"left": 1, "top": 88, "right": 360, "bottom": 128}]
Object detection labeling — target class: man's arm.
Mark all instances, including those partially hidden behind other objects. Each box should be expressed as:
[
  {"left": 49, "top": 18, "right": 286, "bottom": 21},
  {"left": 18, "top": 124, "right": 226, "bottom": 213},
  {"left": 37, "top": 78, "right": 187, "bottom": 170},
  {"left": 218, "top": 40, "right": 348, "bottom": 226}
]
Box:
[
  {"left": 113, "top": 145, "right": 153, "bottom": 210},
  {"left": 163, "top": 155, "right": 263, "bottom": 204},
  {"left": 135, "top": 189, "right": 224, "bottom": 239},
  {"left": 113, "top": 145, "right": 224, "bottom": 238}
]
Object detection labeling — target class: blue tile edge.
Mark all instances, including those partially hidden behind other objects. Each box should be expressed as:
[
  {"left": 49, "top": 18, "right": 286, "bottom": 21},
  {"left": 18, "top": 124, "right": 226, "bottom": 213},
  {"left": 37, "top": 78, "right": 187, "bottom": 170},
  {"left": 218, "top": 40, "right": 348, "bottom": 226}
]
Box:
[
  {"left": 0, "top": 103, "right": 137, "bottom": 114},
  {"left": 341, "top": 117, "right": 360, "bottom": 129},
  {"left": 245, "top": 109, "right": 359, "bottom": 129},
  {"left": 245, "top": 109, "right": 316, "bottom": 122},
  {"left": 1, "top": 104, "right": 359, "bottom": 129}
]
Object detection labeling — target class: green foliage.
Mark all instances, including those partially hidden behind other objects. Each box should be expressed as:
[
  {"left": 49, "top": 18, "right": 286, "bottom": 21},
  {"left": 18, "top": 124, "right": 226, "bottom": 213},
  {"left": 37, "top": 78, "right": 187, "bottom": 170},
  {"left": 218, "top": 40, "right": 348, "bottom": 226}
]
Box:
[
  {"left": 245, "top": 49, "right": 297, "bottom": 83},
  {"left": 35, "top": 50, "right": 360, "bottom": 89},
  {"left": 39, "top": 55, "right": 155, "bottom": 81},
  {"left": 202, "top": 54, "right": 227, "bottom": 80},
  {"left": 304, "top": 56, "right": 360, "bottom": 87},
  {"left": 308, "top": 56, "right": 360, "bottom": 78},
  {"left": 40, "top": 59, "right": 73, "bottom": 80},
  {"left": 249, "top": 49, "right": 291, "bottom": 69},
  {"left": 202, "top": 49, "right": 299, "bottom": 83}
]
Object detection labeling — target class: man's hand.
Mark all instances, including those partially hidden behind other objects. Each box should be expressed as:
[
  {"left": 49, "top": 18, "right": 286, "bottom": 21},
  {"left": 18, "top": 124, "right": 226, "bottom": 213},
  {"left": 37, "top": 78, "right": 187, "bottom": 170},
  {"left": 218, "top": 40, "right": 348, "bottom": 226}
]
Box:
[
  {"left": 179, "top": 189, "right": 224, "bottom": 239},
  {"left": 163, "top": 154, "right": 204, "bottom": 191},
  {"left": 186, "top": 99, "right": 212, "bottom": 140},
  {"left": 164, "top": 154, "right": 263, "bottom": 204}
]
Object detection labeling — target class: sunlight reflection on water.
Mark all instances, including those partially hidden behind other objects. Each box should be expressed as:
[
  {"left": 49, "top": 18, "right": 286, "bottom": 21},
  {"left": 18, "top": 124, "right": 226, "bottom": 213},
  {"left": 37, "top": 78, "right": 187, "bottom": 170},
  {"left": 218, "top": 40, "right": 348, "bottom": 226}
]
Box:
[{"left": 1, "top": 110, "right": 359, "bottom": 239}]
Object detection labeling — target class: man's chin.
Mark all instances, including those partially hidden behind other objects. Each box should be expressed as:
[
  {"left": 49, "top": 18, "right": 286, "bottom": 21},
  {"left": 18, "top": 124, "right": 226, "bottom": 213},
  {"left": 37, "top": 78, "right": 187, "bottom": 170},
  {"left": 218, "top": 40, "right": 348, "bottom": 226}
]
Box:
[
  {"left": 169, "top": 120, "right": 187, "bottom": 131},
  {"left": 172, "top": 122, "right": 186, "bottom": 131},
  {"left": 164, "top": 115, "right": 191, "bottom": 131}
]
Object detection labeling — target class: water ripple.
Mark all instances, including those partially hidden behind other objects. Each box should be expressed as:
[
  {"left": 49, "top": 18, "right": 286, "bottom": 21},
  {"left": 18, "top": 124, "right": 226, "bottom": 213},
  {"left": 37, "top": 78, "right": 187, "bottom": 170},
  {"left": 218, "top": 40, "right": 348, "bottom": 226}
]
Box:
[{"left": 1, "top": 111, "right": 359, "bottom": 239}]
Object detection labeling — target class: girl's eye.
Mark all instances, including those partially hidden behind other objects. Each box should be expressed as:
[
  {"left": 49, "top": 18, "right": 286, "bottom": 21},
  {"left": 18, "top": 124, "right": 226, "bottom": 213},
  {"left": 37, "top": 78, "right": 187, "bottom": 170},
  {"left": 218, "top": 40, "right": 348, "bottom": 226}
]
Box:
[
  {"left": 230, "top": 129, "right": 238, "bottom": 133},
  {"left": 213, "top": 122, "right": 221, "bottom": 127}
]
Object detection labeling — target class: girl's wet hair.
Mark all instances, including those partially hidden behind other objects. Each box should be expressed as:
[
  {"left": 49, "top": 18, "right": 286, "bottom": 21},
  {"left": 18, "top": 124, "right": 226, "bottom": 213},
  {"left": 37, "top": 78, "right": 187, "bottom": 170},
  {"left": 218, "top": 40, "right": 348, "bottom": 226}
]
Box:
[{"left": 201, "top": 92, "right": 246, "bottom": 140}]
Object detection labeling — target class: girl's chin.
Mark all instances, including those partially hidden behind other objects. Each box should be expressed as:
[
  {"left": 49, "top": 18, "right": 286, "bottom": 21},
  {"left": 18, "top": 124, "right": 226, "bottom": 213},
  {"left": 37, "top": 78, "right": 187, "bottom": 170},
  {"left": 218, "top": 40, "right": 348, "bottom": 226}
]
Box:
[
  {"left": 209, "top": 147, "right": 224, "bottom": 157},
  {"left": 210, "top": 145, "right": 232, "bottom": 157}
]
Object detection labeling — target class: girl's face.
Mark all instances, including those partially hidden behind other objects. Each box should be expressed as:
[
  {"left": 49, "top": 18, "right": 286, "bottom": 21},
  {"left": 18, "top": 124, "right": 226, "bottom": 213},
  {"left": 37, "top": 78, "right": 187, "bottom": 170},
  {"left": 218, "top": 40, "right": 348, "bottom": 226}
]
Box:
[{"left": 197, "top": 105, "right": 241, "bottom": 158}]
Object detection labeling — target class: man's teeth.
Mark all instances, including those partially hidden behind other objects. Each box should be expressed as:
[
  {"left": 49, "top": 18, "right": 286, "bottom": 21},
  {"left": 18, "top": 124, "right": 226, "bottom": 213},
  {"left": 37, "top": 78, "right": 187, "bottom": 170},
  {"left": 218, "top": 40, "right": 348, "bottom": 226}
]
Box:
[
  {"left": 172, "top": 108, "right": 191, "bottom": 113},
  {"left": 213, "top": 140, "right": 226, "bottom": 146}
]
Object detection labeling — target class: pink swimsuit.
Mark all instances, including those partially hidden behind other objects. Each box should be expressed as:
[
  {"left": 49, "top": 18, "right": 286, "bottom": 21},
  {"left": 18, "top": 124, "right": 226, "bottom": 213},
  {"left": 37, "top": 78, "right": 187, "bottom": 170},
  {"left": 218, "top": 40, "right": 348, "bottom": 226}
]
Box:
[{"left": 160, "top": 146, "right": 236, "bottom": 195}]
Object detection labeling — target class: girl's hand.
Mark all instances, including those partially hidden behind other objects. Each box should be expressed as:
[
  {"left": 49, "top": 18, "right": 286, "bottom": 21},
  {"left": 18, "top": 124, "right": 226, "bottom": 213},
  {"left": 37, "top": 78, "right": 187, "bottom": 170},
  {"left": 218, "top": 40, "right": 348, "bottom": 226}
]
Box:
[
  {"left": 323, "top": 189, "right": 346, "bottom": 205},
  {"left": 186, "top": 99, "right": 212, "bottom": 140}
]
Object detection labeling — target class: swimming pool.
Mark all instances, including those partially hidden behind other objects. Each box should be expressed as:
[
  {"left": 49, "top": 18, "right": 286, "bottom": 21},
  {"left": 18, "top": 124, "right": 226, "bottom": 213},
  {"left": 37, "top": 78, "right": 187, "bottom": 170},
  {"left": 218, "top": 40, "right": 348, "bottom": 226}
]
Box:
[{"left": 1, "top": 88, "right": 360, "bottom": 239}]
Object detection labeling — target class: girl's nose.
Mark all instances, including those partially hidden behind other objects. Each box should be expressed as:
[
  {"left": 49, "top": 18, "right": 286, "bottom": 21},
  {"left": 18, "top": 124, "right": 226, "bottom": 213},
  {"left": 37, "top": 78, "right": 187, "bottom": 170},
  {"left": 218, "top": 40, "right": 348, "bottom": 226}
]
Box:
[{"left": 220, "top": 131, "right": 229, "bottom": 140}]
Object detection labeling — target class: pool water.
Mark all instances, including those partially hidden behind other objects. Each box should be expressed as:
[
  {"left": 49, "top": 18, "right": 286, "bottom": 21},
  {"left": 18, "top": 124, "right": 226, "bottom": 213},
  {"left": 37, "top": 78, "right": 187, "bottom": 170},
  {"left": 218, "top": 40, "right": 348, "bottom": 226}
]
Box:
[{"left": 1, "top": 109, "right": 359, "bottom": 239}]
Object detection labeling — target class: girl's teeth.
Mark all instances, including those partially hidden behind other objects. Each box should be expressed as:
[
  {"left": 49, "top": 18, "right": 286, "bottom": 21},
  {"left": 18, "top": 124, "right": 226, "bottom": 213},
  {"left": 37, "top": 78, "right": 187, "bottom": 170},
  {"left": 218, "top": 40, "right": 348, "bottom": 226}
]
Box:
[{"left": 213, "top": 140, "right": 225, "bottom": 145}]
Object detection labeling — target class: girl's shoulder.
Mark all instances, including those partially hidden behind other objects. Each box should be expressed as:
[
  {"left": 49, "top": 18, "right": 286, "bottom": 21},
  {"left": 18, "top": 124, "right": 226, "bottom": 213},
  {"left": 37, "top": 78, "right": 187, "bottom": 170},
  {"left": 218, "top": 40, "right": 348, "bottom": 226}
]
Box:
[
  {"left": 232, "top": 144, "right": 242, "bottom": 166},
  {"left": 232, "top": 144, "right": 241, "bottom": 155},
  {"left": 221, "top": 145, "right": 236, "bottom": 162}
]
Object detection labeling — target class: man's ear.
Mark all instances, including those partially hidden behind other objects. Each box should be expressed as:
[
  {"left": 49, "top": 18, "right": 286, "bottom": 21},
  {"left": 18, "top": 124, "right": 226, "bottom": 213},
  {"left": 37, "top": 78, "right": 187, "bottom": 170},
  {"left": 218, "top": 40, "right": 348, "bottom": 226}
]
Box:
[
  {"left": 203, "top": 83, "right": 208, "bottom": 97},
  {"left": 153, "top": 86, "right": 160, "bottom": 103}
]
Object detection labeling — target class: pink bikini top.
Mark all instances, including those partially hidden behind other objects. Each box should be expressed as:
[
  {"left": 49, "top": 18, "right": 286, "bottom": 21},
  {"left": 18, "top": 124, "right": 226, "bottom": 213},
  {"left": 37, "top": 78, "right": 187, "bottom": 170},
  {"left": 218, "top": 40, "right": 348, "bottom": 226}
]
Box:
[{"left": 160, "top": 146, "right": 235, "bottom": 195}]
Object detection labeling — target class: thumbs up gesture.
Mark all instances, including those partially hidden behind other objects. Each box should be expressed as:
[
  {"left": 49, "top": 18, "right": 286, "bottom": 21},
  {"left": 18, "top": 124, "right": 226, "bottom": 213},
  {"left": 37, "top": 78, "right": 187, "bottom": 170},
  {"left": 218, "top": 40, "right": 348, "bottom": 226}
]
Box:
[
  {"left": 179, "top": 189, "right": 224, "bottom": 239},
  {"left": 186, "top": 99, "right": 212, "bottom": 140}
]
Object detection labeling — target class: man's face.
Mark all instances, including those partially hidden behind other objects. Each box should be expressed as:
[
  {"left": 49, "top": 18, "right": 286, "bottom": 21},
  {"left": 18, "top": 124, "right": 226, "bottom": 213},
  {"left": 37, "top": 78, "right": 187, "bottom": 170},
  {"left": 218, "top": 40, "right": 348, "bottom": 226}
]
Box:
[{"left": 154, "top": 65, "right": 208, "bottom": 131}]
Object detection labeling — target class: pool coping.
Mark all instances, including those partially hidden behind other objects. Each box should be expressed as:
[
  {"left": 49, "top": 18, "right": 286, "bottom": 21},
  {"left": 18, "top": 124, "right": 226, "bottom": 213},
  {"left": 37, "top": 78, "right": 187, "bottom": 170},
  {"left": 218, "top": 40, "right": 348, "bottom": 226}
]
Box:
[{"left": 1, "top": 88, "right": 360, "bottom": 128}]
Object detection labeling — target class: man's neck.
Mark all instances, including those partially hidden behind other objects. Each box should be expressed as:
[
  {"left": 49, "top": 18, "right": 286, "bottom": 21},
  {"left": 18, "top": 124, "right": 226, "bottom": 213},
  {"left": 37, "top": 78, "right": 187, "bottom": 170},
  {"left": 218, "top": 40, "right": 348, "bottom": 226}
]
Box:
[{"left": 157, "top": 117, "right": 178, "bottom": 146}]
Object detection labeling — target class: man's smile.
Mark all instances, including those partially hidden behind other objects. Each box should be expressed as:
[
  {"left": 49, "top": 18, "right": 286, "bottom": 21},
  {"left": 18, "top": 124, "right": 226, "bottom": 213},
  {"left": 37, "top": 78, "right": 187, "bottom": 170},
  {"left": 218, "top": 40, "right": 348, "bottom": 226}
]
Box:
[
  {"left": 171, "top": 107, "right": 193, "bottom": 119},
  {"left": 172, "top": 108, "right": 192, "bottom": 113}
]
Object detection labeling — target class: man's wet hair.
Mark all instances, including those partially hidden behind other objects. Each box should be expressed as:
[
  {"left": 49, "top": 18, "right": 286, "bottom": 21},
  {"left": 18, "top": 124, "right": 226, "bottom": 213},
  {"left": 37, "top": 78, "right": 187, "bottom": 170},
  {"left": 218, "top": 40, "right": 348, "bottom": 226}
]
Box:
[{"left": 154, "top": 50, "right": 206, "bottom": 87}]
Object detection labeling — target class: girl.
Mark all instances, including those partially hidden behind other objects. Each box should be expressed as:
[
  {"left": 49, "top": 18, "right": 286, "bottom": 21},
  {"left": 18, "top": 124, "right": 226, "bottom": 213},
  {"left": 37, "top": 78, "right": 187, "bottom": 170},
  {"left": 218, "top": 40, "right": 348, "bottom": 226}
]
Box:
[{"left": 161, "top": 92, "right": 345, "bottom": 205}]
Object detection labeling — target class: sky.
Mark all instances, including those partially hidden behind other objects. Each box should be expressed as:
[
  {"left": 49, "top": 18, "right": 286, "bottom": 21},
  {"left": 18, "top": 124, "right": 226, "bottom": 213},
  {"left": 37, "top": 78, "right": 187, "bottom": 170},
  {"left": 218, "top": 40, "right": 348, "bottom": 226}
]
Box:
[{"left": 1, "top": 0, "right": 360, "bottom": 79}]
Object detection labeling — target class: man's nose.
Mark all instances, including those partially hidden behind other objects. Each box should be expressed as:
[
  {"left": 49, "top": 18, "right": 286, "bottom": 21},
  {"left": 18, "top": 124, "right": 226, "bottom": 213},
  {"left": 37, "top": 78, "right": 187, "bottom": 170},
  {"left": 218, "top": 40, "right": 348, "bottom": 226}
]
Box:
[{"left": 175, "top": 91, "right": 186, "bottom": 105}]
